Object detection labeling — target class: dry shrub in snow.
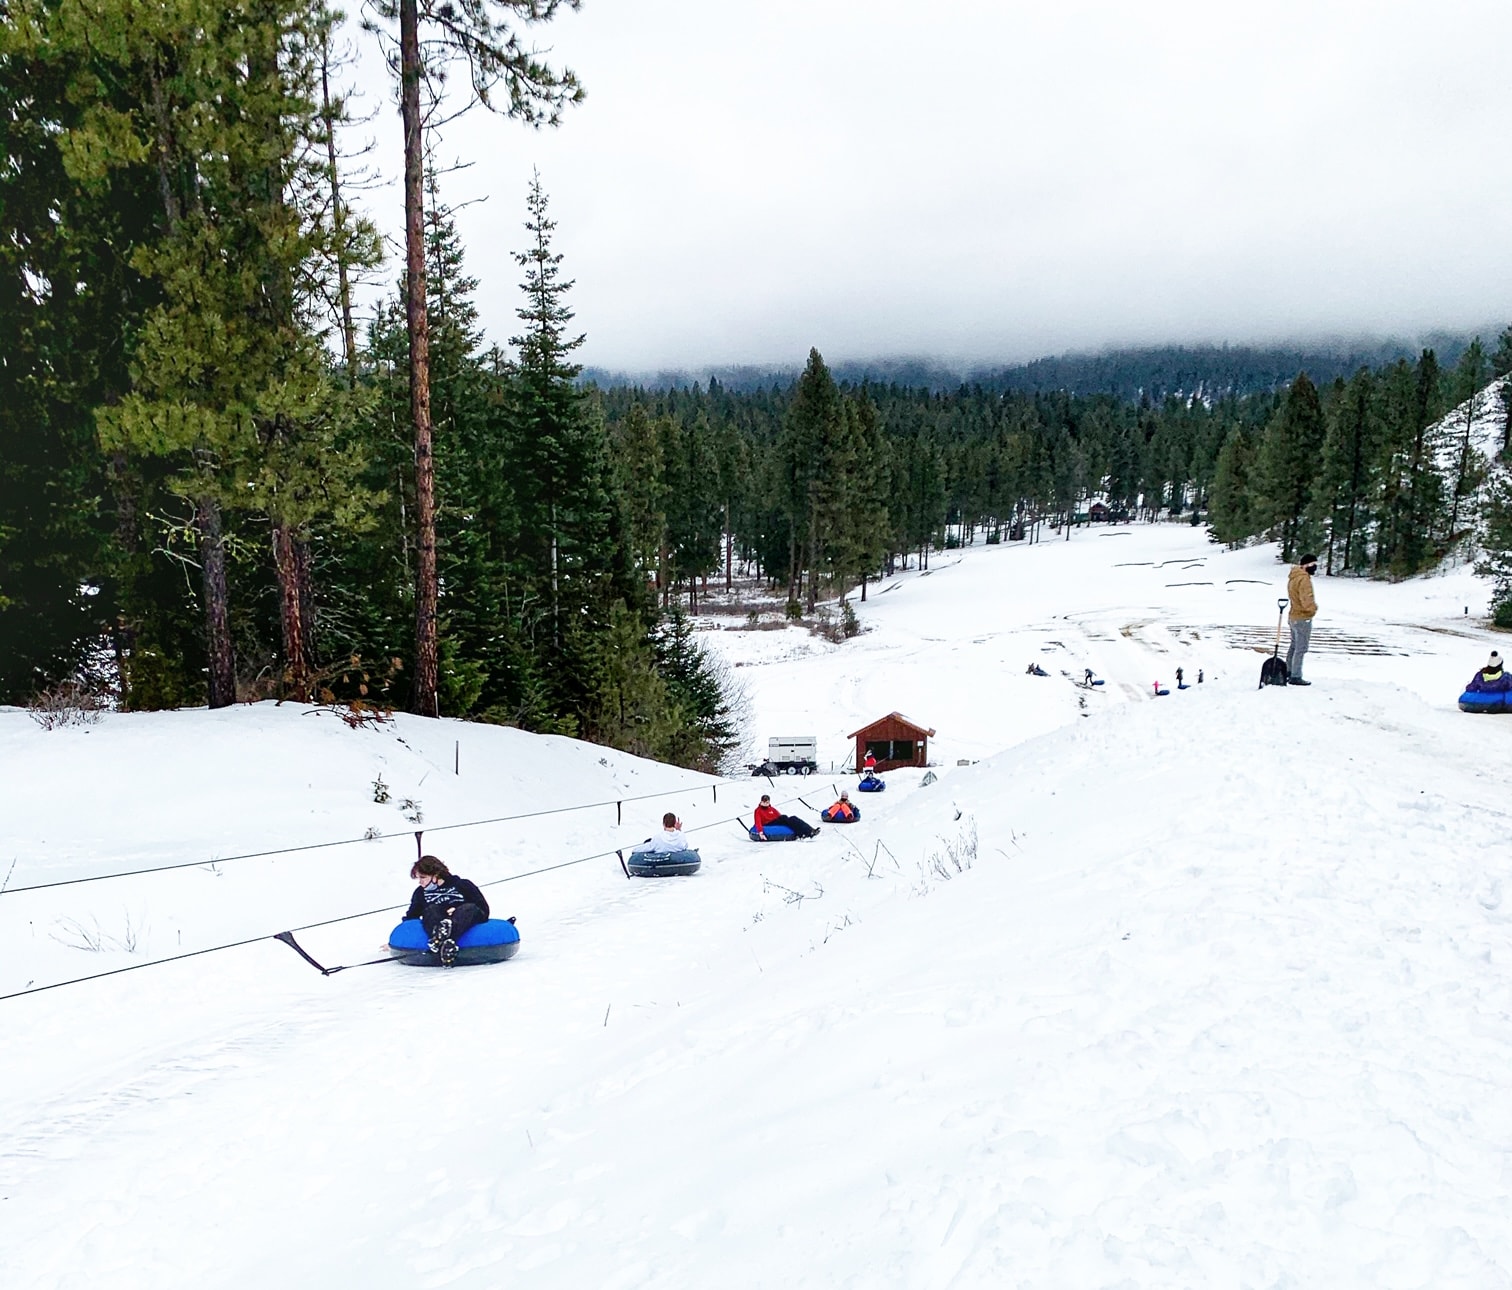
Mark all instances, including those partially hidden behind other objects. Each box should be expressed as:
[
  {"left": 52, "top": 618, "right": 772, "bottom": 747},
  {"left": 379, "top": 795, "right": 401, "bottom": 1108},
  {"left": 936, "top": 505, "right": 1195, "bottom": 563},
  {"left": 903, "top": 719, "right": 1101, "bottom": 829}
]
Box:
[
  {"left": 27, "top": 681, "right": 106, "bottom": 730},
  {"left": 919, "top": 817, "right": 979, "bottom": 888}
]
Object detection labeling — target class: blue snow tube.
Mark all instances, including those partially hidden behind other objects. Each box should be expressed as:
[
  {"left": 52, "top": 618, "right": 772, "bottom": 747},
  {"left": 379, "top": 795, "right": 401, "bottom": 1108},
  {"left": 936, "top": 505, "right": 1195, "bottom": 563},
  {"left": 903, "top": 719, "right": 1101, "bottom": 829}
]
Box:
[
  {"left": 749, "top": 824, "right": 798, "bottom": 841},
  {"left": 856, "top": 777, "right": 886, "bottom": 793},
  {"left": 388, "top": 917, "right": 520, "bottom": 965},
  {"left": 1458, "top": 690, "right": 1512, "bottom": 713},
  {"left": 626, "top": 848, "right": 702, "bottom": 876},
  {"left": 821, "top": 805, "right": 860, "bottom": 823}
]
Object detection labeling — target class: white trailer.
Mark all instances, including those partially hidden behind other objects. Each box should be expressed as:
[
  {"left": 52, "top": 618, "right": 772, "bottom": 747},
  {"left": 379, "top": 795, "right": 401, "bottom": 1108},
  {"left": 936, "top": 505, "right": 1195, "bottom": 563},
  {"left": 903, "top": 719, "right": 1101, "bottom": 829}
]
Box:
[{"left": 758, "top": 735, "right": 818, "bottom": 776}]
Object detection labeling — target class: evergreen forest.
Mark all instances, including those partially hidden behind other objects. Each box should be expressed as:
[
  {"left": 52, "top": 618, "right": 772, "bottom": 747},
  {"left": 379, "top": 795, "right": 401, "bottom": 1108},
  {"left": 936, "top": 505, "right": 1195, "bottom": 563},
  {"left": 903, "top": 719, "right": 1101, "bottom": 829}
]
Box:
[{"left": 5, "top": 0, "right": 1512, "bottom": 771}]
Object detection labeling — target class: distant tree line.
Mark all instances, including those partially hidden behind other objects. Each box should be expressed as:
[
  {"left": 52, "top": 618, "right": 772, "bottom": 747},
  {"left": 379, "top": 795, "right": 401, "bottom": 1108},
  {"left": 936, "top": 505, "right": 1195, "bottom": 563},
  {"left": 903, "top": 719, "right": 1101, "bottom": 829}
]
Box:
[
  {"left": 598, "top": 333, "right": 1512, "bottom": 617},
  {"left": 583, "top": 337, "right": 1488, "bottom": 402}
]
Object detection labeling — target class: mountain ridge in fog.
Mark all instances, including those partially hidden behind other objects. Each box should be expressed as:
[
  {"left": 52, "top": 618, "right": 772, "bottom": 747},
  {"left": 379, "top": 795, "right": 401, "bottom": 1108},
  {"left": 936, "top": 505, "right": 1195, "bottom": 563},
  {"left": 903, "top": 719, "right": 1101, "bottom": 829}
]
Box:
[{"left": 582, "top": 332, "right": 1493, "bottom": 399}]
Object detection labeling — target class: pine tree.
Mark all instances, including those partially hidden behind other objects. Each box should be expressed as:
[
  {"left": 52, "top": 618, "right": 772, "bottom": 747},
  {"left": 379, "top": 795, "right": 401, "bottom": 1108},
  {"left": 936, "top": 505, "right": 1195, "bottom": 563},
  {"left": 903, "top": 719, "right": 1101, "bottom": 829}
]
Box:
[
  {"left": 1445, "top": 339, "right": 1489, "bottom": 539},
  {"left": 662, "top": 413, "right": 722, "bottom": 609},
  {"left": 845, "top": 391, "right": 891, "bottom": 599},
  {"left": 777, "top": 349, "right": 844, "bottom": 607},
  {"left": 26, "top": 0, "right": 354, "bottom": 706},
  {"left": 366, "top": 0, "right": 583, "bottom": 716},
  {"left": 1373, "top": 351, "right": 1446, "bottom": 576},
  {"left": 1207, "top": 427, "right": 1257, "bottom": 548},
  {"left": 1255, "top": 373, "right": 1327, "bottom": 562},
  {"left": 0, "top": 9, "right": 160, "bottom": 700},
  {"left": 1491, "top": 326, "right": 1512, "bottom": 458},
  {"left": 654, "top": 609, "right": 739, "bottom": 772},
  {"left": 1477, "top": 464, "right": 1512, "bottom": 627},
  {"left": 507, "top": 172, "right": 607, "bottom": 648},
  {"left": 609, "top": 402, "right": 666, "bottom": 593},
  {"left": 1310, "top": 369, "right": 1379, "bottom": 574}
]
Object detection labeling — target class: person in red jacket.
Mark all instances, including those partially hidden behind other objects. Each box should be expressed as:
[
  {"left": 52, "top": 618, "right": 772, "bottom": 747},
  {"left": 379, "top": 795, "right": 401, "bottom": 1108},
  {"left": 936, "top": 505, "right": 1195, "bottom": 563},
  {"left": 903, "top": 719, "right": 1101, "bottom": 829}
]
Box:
[
  {"left": 753, "top": 794, "right": 818, "bottom": 839},
  {"left": 862, "top": 750, "right": 877, "bottom": 773}
]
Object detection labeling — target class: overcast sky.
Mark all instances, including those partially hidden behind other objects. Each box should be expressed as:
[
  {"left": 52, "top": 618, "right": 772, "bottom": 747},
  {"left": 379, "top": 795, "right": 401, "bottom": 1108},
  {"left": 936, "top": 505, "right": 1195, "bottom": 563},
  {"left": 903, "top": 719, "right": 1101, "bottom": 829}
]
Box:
[{"left": 347, "top": 0, "right": 1512, "bottom": 374}]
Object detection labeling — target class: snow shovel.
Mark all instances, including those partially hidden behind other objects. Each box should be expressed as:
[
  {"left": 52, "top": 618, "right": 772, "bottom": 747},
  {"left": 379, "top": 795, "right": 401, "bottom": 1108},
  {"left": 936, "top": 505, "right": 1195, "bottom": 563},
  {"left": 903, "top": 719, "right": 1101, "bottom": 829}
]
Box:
[{"left": 1259, "top": 598, "right": 1290, "bottom": 688}]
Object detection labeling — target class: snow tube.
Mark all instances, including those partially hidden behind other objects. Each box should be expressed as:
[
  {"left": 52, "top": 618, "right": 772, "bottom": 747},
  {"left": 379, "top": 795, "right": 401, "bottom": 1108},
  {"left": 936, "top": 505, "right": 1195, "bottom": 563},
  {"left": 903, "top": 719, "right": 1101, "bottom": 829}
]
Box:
[
  {"left": 821, "top": 806, "right": 860, "bottom": 823},
  {"left": 749, "top": 824, "right": 798, "bottom": 841},
  {"left": 388, "top": 917, "right": 520, "bottom": 965},
  {"left": 626, "top": 848, "right": 702, "bottom": 876},
  {"left": 856, "top": 777, "right": 886, "bottom": 793},
  {"left": 1458, "top": 690, "right": 1512, "bottom": 712}
]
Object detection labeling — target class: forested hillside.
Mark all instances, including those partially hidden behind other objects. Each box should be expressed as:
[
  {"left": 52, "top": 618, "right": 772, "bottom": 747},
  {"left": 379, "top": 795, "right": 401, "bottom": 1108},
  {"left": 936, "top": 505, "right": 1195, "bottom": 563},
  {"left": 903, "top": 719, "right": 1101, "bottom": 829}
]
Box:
[{"left": 4, "top": 1, "right": 1510, "bottom": 759}]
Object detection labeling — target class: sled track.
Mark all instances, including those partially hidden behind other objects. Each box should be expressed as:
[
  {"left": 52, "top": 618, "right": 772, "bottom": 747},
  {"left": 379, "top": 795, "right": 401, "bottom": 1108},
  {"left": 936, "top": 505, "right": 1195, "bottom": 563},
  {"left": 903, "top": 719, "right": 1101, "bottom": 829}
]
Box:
[{"left": 1208, "top": 625, "right": 1414, "bottom": 657}]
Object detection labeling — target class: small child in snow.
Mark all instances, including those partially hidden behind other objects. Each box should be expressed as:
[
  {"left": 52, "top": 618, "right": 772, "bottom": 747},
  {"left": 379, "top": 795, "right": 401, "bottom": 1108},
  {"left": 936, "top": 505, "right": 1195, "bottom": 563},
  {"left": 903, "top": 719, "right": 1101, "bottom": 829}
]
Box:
[{"left": 825, "top": 791, "right": 856, "bottom": 822}]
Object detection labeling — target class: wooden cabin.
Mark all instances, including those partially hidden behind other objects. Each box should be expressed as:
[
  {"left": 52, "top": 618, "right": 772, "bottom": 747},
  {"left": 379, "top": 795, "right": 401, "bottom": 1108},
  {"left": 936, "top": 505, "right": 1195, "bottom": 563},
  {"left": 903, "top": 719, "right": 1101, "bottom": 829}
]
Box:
[{"left": 850, "top": 712, "right": 935, "bottom": 772}]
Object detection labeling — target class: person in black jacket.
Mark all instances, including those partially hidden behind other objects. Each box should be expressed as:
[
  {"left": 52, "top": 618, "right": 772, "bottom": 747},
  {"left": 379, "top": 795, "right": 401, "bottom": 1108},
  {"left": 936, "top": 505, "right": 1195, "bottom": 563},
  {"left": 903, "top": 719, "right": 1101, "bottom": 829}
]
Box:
[{"left": 405, "top": 855, "right": 489, "bottom": 967}]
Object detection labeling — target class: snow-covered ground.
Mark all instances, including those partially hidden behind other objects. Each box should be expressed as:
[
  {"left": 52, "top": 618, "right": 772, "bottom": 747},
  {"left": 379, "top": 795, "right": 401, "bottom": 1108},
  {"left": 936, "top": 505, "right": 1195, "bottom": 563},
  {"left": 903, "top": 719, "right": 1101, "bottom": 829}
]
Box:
[{"left": 4, "top": 524, "right": 1512, "bottom": 1288}]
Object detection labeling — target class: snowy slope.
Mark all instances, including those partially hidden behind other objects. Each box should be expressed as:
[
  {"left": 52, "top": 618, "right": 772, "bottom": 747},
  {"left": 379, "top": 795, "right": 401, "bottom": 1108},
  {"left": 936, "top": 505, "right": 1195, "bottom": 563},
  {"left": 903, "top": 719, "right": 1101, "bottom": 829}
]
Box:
[
  {"left": 1434, "top": 373, "right": 1509, "bottom": 474},
  {"left": 0, "top": 706, "right": 721, "bottom": 996},
  {"left": 704, "top": 521, "right": 1500, "bottom": 769},
  {"left": 4, "top": 525, "right": 1512, "bottom": 1288}
]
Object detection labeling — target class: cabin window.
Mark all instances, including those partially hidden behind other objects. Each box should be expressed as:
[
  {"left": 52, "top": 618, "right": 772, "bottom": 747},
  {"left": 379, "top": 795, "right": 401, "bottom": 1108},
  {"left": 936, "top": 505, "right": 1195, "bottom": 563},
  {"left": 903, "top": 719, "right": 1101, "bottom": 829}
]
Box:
[{"left": 865, "top": 739, "right": 921, "bottom": 762}]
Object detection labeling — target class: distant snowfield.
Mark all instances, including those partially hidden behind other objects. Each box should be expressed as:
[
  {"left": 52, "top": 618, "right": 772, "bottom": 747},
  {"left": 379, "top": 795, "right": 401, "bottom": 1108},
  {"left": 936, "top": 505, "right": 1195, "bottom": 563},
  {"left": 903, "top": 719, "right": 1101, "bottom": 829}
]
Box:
[{"left": 4, "top": 525, "right": 1512, "bottom": 1288}]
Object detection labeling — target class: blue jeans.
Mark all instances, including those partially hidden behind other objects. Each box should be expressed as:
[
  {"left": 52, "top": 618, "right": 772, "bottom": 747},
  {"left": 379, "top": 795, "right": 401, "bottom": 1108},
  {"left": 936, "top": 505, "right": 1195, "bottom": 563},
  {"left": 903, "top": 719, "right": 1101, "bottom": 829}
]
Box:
[{"left": 1287, "top": 619, "right": 1313, "bottom": 680}]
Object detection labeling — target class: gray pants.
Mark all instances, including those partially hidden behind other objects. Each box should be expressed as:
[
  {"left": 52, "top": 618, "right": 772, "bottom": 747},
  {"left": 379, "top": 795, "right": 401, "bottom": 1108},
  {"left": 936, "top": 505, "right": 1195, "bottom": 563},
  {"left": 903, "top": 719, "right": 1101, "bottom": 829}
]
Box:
[{"left": 1287, "top": 618, "right": 1313, "bottom": 679}]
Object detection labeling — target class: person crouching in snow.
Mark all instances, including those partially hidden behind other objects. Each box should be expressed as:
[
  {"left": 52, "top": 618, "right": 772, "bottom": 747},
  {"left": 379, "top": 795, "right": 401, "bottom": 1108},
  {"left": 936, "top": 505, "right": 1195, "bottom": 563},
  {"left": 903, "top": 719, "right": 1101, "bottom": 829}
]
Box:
[
  {"left": 826, "top": 790, "right": 856, "bottom": 821},
  {"left": 1466, "top": 650, "right": 1510, "bottom": 694},
  {"left": 642, "top": 811, "right": 691, "bottom": 853},
  {"left": 753, "top": 793, "right": 819, "bottom": 839},
  {"left": 405, "top": 855, "right": 489, "bottom": 967}
]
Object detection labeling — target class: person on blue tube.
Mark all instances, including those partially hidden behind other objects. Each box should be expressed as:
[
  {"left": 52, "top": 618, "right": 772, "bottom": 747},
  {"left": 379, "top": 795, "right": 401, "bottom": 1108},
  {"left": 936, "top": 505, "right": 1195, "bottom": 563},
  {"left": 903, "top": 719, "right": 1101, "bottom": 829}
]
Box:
[
  {"left": 1465, "top": 650, "right": 1510, "bottom": 694},
  {"left": 404, "top": 855, "right": 489, "bottom": 967}
]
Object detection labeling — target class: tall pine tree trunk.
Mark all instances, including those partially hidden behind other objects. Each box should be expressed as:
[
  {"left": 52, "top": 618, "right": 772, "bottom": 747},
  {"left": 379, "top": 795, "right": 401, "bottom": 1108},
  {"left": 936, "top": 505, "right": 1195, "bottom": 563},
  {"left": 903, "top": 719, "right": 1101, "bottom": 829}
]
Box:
[
  {"left": 296, "top": 537, "right": 316, "bottom": 650},
  {"left": 401, "top": 0, "right": 439, "bottom": 717},
  {"left": 108, "top": 452, "right": 139, "bottom": 705},
  {"left": 787, "top": 523, "right": 798, "bottom": 605},
  {"left": 273, "top": 522, "right": 311, "bottom": 700},
  {"left": 197, "top": 496, "right": 236, "bottom": 707},
  {"left": 149, "top": 67, "right": 239, "bottom": 708},
  {"left": 806, "top": 507, "right": 819, "bottom": 613}
]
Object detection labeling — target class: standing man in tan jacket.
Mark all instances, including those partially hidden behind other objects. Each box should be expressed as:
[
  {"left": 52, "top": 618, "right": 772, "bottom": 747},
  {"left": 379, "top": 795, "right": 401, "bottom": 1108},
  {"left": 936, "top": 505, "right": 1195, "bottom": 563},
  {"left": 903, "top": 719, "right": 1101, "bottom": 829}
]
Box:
[{"left": 1286, "top": 554, "right": 1319, "bottom": 685}]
